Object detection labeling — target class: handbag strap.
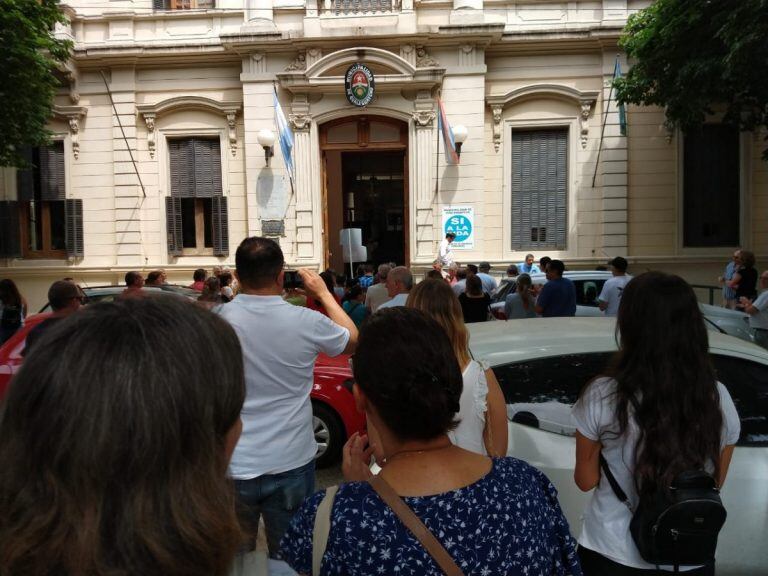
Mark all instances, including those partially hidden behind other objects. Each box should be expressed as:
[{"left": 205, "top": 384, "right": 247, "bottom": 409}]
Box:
[
  {"left": 312, "top": 484, "right": 339, "bottom": 575},
  {"left": 369, "top": 475, "right": 464, "bottom": 576},
  {"left": 599, "top": 454, "right": 633, "bottom": 512}
]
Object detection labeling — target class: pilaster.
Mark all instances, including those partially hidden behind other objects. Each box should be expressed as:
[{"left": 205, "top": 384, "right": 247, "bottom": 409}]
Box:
[
  {"left": 109, "top": 67, "right": 143, "bottom": 266},
  {"left": 413, "top": 94, "right": 436, "bottom": 260},
  {"left": 599, "top": 52, "right": 629, "bottom": 254},
  {"left": 290, "top": 94, "right": 315, "bottom": 262}
]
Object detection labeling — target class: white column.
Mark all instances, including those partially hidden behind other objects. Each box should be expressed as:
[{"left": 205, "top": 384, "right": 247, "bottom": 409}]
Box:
[
  {"left": 289, "top": 111, "right": 315, "bottom": 262},
  {"left": 412, "top": 109, "right": 436, "bottom": 260}
]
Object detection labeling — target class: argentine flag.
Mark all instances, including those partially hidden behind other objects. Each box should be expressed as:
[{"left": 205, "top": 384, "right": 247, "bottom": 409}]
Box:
[
  {"left": 274, "top": 91, "right": 294, "bottom": 182},
  {"left": 438, "top": 98, "right": 460, "bottom": 165}
]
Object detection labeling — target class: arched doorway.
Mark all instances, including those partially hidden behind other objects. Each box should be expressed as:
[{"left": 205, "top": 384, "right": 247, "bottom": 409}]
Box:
[{"left": 320, "top": 115, "right": 409, "bottom": 273}]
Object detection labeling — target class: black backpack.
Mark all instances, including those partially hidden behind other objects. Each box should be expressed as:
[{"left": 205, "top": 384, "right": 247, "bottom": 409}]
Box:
[{"left": 600, "top": 455, "right": 727, "bottom": 568}]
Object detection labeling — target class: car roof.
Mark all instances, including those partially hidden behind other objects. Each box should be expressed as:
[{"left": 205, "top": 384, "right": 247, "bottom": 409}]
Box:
[{"left": 468, "top": 317, "right": 768, "bottom": 367}]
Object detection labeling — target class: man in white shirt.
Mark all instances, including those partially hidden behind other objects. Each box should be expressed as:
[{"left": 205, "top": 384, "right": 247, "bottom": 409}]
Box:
[
  {"left": 741, "top": 271, "right": 768, "bottom": 350},
  {"left": 598, "top": 256, "right": 631, "bottom": 317},
  {"left": 364, "top": 264, "right": 392, "bottom": 312},
  {"left": 438, "top": 232, "right": 456, "bottom": 267},
  {"left": 377, "top": 266, "right": 413, "bottom": 309},
  {"left": 218, "top": 237, "right": 358, "bottom": 557}
]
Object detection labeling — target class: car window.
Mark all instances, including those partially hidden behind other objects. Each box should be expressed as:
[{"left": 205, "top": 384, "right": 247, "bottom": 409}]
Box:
[
  {"left": 492, "top": 281, "right": 514, "bottom": 303},
  {"left": 492, "top": 352, "right": 612, "bottom": 435},
  {"left": 711, "top": 354, "right": 768, "bottom": 447},
  {"left": 574, "top": 279, "right": 606, "bottom": 307}
]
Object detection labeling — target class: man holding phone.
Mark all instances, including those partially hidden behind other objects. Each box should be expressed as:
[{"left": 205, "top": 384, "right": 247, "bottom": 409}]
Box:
[{"left": 218, "top": 237, "right": 358, "bottom": 558}]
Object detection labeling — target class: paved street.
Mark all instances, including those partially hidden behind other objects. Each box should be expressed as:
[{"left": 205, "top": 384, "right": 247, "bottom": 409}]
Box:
[{"left": 316, "top": 463, "right": 344, "bottom": 490}]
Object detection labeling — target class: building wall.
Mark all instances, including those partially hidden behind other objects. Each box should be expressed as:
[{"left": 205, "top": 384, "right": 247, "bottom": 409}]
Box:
[{"left": 2, "top": 0, "right": 765, "bottom": 310}]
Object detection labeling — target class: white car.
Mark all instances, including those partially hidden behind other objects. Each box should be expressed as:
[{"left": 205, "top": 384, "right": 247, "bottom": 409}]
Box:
[
  {"left": 468, "top": 317, "right": 768, "bottom": 575},
  {"left": 491, "top": 271, "right": 753, "bottom": 342}
]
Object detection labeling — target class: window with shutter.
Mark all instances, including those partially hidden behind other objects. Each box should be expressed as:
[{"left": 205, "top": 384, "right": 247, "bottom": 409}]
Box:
[
  {"left": 167, "top": 137, "right": 225, "bottom": 256},
  {"left": 65, "top": 199, "right": 84, "bottom": 258},
  {"left": 15, "top": 142, "right": 70, "bottom": 259},
  {"left": 683, "top": 125, "right": 740, "bottom": 247},
  {"left": 511, "top": 129, "right": 568, "bottom": 251}
]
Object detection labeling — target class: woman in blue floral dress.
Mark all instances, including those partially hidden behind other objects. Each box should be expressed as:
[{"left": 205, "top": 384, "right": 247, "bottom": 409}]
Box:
[{"left": 281, "top": 307, "right": 582, "bottom": 576}]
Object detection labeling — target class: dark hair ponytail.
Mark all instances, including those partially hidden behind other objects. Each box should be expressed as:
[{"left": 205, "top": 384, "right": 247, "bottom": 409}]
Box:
[{"left": 353, "top": 308, "right": 463, "bottom": 440}]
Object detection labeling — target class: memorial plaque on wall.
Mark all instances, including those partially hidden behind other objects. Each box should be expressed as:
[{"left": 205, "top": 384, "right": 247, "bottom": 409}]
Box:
[{"left": 262, "top": 220, "right": 285, "bottom": 237}]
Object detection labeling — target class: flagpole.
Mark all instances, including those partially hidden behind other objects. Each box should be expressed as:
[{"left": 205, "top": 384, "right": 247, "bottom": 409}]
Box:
[
  {"left": 434, "top": 95, "right": 440, "bottom": 199},
  {"left": 592, "top": 55, "right": 619, "bottom": 188}
]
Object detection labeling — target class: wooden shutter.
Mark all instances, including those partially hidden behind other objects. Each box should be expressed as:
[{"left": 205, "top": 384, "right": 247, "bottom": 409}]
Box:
[
  {"left": 64, "top": 199, "right": 84, "bottom": 258},
  {"left": 41, "top": 142, "right": 66, "bottom": 201},
  {"left": 211, "top": 196, "right": 229, "bottom": 256},
  {"left": 193, "top": 139, "right": 222, "bottom": 198},
  {"left": 165, "top": 196, "right": 183, "bottom": 255},
  {"left": 16, "top": 147, "right": 35, "bottom": 201},
  {"left": 511, "top": 129, "right": 568, "bottom": 250},
  {"left": 169, "top": 139, "right": 194, "bottom": 198},
  {"left": 0, "top": 201, "right": 21, "bottom": 258}
]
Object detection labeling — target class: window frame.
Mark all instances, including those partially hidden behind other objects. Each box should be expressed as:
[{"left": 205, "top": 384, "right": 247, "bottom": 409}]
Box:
[
  {"left": 502, "top": 116, "right": 579, "bottom": 263},
  {"left": 19, "top": 200, "right": 67, "bottom": 259},
  {"left": 180, "top": 197, "right": 214, "bottom": 256},
  {"left": 159, "top": 127, "right": 229, "bottom": 262},
  {"left": 676, "top": 126, "right": 752, "bottom": 255}
]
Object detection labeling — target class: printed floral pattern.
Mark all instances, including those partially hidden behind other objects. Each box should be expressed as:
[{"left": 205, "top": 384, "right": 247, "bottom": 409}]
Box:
[{"left": 280, "top": 457, "right": 582, "bottom": 575}]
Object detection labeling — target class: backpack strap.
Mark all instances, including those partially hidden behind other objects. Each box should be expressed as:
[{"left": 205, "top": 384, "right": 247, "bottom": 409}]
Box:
[
  {"left": 312, "top": 485, "right": 339, "bottom": 575},
  {"left": 599, "top": 454, "right": 634, "bottom": 512},
  {"left": 369, "top": 475, "right": 464, "bottom": 576}
]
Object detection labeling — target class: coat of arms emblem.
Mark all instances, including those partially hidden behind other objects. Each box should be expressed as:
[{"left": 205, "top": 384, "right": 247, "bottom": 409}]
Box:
[{"left": 345, "top": 63, "right": 375, "bottom": 107}]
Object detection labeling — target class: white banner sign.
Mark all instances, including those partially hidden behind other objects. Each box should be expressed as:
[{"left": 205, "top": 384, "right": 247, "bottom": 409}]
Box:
[{"left": 442, "top": 206, "right": 475, "bottom": 249}]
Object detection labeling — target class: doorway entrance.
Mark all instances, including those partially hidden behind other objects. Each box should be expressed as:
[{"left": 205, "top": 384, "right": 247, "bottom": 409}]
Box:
[{"left": 321, "top": 116, "right": 408, "bottom": 273}]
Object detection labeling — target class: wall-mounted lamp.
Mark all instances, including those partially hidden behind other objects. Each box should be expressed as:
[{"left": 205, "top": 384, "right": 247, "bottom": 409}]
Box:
[
  {"left": 453, "top": 125, "right": 468, "bottom": 159},
  {"left": 257, "top": 129, "right": 276, "bottom": 167}
]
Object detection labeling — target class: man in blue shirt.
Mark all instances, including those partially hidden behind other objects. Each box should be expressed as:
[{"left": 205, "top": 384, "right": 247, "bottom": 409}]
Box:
[
  {"left": 535, "top": 259, "right": 576, "bottom": 317},
  {"left": 518, "top": 253, "right": 541, "bottom": 275}
]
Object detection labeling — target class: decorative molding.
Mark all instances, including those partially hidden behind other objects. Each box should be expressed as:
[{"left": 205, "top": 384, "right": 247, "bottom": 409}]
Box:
[
  {"left": 415, "top": 45, "right": 439, "bottom": 68},
  {"left": 306, "top": 47, "right": 322, "bottom": 67},
  {"left": 580, "top": 101, "right": 594, "bottom": 149},
  {"left": 66, "top": 71, "right": 80, "bottom": 104},
  {"left": 665, "top": 121, "right": 675, "bottom": 144},
  {"left": 142, "top": 113, "right": 156, "bottom": 158},
  {"left": 136, "top": 97, "right": 242, "bottom": 157},
  {"left": 487, "top": 84, "right": 599, "bottom": 152},
  {"left": 285, "top": 50, "right": 307, "bottom": 72},
  {"left": 491, "top": 104, "right": 503, "bottom": 152},
  {"left": 288, "top": 113, "right": 312, "bottom": 132},
  {"left": 250, "top": 52, "right": 266, "bottom": 74},
  {"left": 53, "top": 105, "right": 87, "bottom": 160},
  {"left": 412, "top": 110, "right": 436, "bottom": 127},
  {"left": 226, "top": 112, "right": 237, "bottom": 156},
  {"left": 400, "top": 43, "right": 416, "bottom": 66}
]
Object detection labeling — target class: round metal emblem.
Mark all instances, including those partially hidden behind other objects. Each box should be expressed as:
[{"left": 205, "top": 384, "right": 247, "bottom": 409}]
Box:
[{"left": 345, "top": 63, "right": 375, "bottom": 107}]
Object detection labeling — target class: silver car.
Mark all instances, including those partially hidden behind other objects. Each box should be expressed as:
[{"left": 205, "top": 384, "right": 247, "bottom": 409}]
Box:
[
  {"left": 469, "top": 317, "right": 768, "bottom": 575},
  {"left": 490, "top": 271, "right": 753, "bottom": 342}
]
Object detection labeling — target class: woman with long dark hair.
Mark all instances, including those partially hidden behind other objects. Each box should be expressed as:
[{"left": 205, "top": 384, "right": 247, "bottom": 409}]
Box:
[
  {"left": 458, "top": 274, "right": 490, "bottom": 323},
  {"left": 0, "top": 298, "right": 246, "bottom": 576},
  {"left": 572, "top": 272, "right": 740, "bottom": 575}
]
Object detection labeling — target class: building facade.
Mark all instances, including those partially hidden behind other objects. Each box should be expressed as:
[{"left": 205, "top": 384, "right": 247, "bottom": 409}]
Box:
[{"left": 1, "top": 0, "right": 765, "bottom": 308}]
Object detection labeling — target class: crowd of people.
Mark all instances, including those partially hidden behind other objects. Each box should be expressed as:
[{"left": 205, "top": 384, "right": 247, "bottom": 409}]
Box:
[
  {"left": 719, "top": 249, "right": 768, "bottom": 349},
  {"left": 0, "top": 237, "right": 760, "bottom": 575}
]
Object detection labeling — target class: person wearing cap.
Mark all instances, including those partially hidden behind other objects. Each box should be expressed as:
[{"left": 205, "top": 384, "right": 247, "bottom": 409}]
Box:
[
  {"left": 477, "top": 262, "right": 498, "bottom": 296},
  {"left": 598, "top": 257, "right": 631, "bottom": 317},
  {"left": 23, "top": 280, "right": 84, "bottom": 356},
  {"left": 438, "top": 232, "right": 456, "bottom": 267}
]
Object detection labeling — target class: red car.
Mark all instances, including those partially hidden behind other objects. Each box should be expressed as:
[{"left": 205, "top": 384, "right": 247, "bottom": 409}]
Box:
[{"left": 0, "top": 316, "right": 364, "bottom": 468}]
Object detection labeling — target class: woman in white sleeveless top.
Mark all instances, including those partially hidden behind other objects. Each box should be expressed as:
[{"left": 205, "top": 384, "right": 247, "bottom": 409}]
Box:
[{"left": 406, "top": 278, "right": 508, "bottom": 456}]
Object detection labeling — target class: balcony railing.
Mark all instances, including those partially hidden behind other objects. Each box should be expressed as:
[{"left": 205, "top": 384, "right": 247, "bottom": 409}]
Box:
[
  {"left": 320, "top": 0, "right": 399, "bottom": 15},
  {"left": 153, "top": 0, "right": 215, "bottom": 10}
]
